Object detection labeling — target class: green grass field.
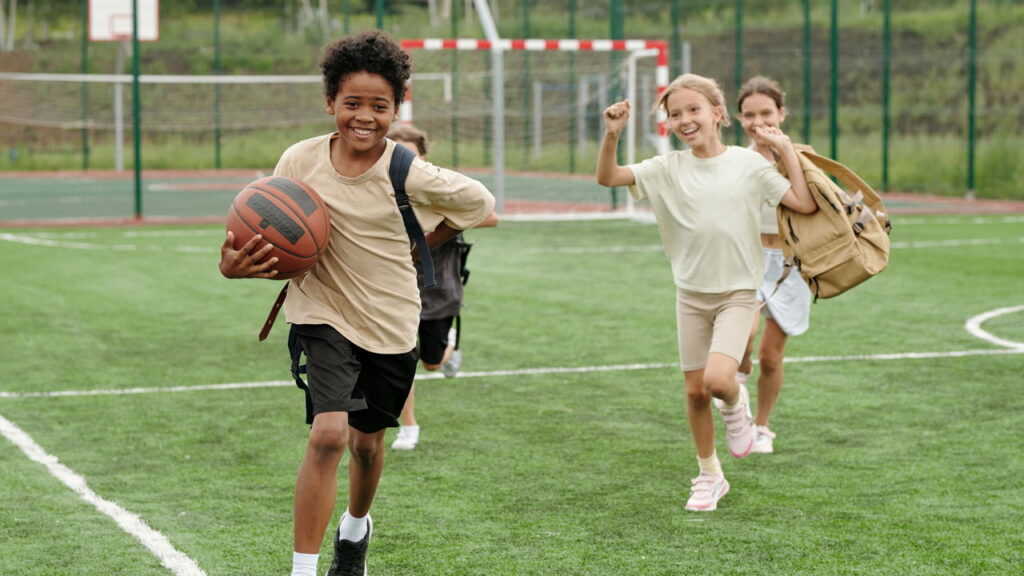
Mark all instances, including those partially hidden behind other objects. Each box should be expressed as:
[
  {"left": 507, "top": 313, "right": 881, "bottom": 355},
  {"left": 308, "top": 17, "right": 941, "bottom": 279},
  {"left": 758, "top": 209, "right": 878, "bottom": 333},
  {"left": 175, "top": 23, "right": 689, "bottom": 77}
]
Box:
[{"left": 1, "top": 214, "right": 1022, "bottom": 575}]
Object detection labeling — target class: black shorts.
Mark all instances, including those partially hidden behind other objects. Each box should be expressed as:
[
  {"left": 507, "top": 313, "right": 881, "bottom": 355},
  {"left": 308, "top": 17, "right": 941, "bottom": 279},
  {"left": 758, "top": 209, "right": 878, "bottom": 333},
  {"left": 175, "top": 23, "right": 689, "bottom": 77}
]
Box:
[
  {"left": 289, "top": 324, "right": 418, "bottom": 433},
  {"left": 417, "top": 317, "right": 454, "bottom": 365}
]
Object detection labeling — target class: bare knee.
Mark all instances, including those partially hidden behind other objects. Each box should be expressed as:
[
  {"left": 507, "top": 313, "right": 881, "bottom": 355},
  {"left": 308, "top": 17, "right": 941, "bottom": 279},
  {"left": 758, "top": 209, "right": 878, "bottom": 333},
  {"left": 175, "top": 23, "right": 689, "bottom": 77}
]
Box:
[
  {"left": 348, "top": 433, "right": 383, "bottom": 468},
  {"left": 685, "top": 386, "right": 712, "bottom": 409},
  {"left": 758, "top": 349, "right": 784, "bottom": 375},
  {"left": 307, "top": 422, "right": 349, "bottom": 459}
]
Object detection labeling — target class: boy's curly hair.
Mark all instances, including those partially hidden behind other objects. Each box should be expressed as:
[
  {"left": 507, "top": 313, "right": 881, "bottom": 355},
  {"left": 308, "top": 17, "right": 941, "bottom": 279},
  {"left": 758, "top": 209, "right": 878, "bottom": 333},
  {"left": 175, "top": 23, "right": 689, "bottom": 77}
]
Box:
[{"left": 320, "top": 31, "right": 411, "bottom": 105}]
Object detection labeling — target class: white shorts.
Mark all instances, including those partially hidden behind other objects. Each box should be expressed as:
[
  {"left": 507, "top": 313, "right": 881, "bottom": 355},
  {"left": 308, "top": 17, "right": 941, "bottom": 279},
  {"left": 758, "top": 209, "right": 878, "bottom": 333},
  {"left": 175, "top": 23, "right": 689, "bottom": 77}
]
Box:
[{"left": 757, "top": 248, "right": 811, "bottom": 336}]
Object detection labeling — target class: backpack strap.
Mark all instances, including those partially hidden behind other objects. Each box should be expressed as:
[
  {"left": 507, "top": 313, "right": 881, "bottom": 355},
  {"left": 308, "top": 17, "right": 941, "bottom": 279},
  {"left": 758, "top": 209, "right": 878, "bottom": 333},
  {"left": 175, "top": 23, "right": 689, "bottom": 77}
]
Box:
[
  {"left": 256, "top": 144, "right": 436, "bottom": 341},
  {"left": 797, "top": 149, "right": 891, "bottom": 233},
  {"left": 390, "top": 143, "right": 437, "bottom": 288}
]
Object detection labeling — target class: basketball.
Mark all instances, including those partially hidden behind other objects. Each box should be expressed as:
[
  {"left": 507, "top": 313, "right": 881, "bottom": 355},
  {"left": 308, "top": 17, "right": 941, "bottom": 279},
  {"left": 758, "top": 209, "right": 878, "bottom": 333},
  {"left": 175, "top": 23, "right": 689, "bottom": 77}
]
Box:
[{"left": 225, "top": 176, "right": 331, "bottom": 279}]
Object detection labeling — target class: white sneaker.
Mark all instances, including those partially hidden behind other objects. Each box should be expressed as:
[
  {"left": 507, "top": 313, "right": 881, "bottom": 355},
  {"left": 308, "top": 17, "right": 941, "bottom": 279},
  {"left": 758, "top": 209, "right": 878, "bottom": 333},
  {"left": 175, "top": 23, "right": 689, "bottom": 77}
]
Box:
[
  {"left": 441, "top": 349, "right": 461, "bottom": 378},
  {"left": 685, "top": 471, "right": 730, "bottom": 511},
  {"left": 391, "top": 426, "right": 419, "bottom": 450},
  {"left": 750, "top": 426, "right": 776, "bottom": 454}
]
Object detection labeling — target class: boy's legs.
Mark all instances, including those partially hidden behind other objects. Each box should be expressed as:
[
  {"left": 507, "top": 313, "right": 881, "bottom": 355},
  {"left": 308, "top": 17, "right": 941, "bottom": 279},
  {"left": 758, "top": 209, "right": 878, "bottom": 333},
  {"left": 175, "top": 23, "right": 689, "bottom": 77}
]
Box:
[
  {"left": 294, "top": 411, "right": 350, "bottom": 553},
  {"left": 347, "top": 427, "right": 388, "bottom": 515}
]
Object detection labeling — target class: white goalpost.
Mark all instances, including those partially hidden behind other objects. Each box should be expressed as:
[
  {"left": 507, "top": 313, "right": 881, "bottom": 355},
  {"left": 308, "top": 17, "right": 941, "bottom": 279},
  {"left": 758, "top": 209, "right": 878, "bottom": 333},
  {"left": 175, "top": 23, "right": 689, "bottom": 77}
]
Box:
[{"left": 399, "top": 37, "right": 671, "bottom": 218}]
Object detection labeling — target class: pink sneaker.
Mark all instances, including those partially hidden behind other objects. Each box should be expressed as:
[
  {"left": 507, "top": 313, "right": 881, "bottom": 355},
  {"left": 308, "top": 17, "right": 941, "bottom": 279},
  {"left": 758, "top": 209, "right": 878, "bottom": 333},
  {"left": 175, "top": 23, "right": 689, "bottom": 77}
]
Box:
[
  {"left": 717, "top": 382, "right": 755, "bottom": 458},
  {"left": 685, "top": 471, "right": 730, "bottom": 511}
]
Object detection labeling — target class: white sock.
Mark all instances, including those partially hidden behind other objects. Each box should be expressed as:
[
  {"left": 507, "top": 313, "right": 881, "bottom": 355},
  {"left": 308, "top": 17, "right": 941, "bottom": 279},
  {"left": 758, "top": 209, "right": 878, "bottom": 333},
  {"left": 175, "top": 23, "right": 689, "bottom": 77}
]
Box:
[
  {"left": 337, "top": 509, "right": 368, "bottom": 542},
  {"left": 736, "top": 371, "right": 750, "bottom": 386},
  {"left": 290, "top": 552, "right": 318, "bottom": 576},
  {"left": 698, "top": 452, "right": 723, "bottom": 476},
  {"left": 400, "top": 425, "right": 420, "bottom": 439}
]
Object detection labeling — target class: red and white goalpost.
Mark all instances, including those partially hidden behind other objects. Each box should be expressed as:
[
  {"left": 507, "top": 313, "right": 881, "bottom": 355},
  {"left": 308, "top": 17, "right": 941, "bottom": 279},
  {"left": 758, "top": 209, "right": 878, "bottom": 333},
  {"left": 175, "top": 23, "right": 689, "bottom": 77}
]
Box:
[{"left": 399, "top": 38, "right": 672, "bottom": 217}]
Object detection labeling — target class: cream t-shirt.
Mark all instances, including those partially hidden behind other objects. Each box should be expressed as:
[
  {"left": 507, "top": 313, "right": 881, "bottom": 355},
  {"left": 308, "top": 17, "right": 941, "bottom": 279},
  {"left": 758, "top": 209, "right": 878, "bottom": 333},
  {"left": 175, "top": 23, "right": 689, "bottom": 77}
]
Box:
[
  {"left": 276, "top": 134, "right": 495, "bottom": 354},
  {"left": 628, "top": 146, "right": 790, "bottom": 293}
]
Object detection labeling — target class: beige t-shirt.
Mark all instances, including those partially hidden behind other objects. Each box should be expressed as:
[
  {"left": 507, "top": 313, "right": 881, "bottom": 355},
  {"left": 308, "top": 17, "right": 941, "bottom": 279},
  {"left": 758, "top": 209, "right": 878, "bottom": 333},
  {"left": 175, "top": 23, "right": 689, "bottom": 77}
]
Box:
[
  {"left": 276, "top": 134, "right": 495, "bottom": 354},
  {"left": 628, "top": 146, "right": 790, "bottom": 293}
]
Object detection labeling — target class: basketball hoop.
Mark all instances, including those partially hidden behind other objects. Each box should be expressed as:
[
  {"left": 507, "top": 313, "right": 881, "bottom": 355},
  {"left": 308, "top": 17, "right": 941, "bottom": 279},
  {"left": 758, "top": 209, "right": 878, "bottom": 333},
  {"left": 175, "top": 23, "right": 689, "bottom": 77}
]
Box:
[{"left": 88, "top": 0, "right": 160, "bottom": 43}]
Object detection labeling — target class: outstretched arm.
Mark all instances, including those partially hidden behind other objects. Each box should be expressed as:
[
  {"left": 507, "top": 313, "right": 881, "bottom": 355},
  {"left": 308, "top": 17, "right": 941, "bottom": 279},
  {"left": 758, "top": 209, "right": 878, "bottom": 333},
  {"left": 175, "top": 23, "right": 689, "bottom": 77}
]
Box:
[
  {"left": 754, "top": 126, "right": 817, "bottom": 215},
  {"left": 595, "top": 100, "right": 637, "bottom": 188}
]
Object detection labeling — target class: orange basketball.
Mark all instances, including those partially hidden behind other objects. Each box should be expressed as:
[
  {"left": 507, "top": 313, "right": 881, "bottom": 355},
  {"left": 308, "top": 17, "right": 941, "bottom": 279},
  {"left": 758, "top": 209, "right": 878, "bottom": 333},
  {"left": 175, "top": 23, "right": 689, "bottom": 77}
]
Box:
[{"left": 226, "top": 176, "right": 331, "bottom": 279}]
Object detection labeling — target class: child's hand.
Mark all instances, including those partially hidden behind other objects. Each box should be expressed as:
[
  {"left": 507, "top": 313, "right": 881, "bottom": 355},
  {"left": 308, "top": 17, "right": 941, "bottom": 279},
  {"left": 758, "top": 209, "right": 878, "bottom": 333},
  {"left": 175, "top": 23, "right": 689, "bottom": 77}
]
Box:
[
  {"left": 603, "top": 100, "right": 631, "bottom": 135},
  {"left": 752, "top": 125, "right": 792, "bottom": 152},
  {"left": 219, "top": 231, "right": 280, "bottom": 279}
]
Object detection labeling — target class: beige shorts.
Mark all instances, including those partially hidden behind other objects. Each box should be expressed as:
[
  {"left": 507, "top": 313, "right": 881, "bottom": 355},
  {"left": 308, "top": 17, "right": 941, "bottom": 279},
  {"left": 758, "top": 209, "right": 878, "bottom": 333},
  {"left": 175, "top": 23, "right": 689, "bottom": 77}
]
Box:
[{"left": 675, "top": 288, "right": 758, "bottom": 371}]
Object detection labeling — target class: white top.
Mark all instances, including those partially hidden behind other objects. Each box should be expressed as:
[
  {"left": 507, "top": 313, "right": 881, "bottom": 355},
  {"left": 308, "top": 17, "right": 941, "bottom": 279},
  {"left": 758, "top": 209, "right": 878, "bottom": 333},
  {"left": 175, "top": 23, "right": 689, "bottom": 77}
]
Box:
[
  {"left": 277, "top": 134, "right": 495, "bottom": 353},
  {"left": 761, "top": 202, "right": 779, "bottom": 235},
  {"left": 628, "top": 146, "right": 791, "bottom": 293}
]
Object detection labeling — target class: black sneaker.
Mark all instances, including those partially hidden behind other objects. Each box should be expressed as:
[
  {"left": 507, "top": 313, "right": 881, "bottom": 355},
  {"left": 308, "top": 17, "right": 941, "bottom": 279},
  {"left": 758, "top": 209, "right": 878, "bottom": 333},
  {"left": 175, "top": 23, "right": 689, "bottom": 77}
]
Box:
[{"left": 326, "top": 515, "right": 372, "bottom": 576}]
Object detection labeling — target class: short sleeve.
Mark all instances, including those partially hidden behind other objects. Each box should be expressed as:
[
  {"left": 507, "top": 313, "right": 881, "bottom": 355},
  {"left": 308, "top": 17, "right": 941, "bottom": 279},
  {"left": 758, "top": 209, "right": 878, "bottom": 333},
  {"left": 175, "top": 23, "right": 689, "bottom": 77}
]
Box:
[
  {"left": 405, "top": 157, "right": 495, "bottom": 231},
  {"left": 627, "top": 154, "right": 671, "bottom": 202},
  {"left": 755, "top": 157, "right": 792, "bottom": 207}
]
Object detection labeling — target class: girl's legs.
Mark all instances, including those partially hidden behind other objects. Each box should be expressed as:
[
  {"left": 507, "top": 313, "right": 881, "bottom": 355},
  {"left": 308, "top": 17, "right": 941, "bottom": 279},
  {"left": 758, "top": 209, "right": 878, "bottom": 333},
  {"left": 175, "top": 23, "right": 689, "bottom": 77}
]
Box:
[
  {"left": 294, "top": 411, "right": 349, "bottom": 553},
  {"left": 684, "top": 351, "right": 744, "bottom": 459},
  {"left": 684, "top": 368, "right": 715, "bottom": 459},
  {"left": 755, "top": 317, "right": 788, "bottom": 428},
  {"left": 738, "top": 304, "right": 763, "bottom": 377}
]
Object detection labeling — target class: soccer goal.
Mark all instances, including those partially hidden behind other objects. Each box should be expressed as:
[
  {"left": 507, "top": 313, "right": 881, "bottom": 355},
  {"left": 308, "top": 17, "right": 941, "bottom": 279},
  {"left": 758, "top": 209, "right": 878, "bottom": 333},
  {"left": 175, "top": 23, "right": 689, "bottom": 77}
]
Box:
[{"left": 399, "top": 38, "right": 670, "bottom": 219}]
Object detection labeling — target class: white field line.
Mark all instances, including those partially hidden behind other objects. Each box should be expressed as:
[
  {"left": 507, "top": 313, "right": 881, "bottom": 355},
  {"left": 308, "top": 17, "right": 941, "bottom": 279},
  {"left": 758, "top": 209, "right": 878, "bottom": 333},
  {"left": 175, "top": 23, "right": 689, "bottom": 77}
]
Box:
[
  {"left": 0, "top": 414, "right": 207, "bottom": 576},
  {"left": 0, "top": 306, "right": 1021, "bottom": 574},
  {"left": 964, "top": 305, "right": 1024, "bottom": 350},
  {"left": 2, "top": 347, "right": 1022, "bottom": 401}
]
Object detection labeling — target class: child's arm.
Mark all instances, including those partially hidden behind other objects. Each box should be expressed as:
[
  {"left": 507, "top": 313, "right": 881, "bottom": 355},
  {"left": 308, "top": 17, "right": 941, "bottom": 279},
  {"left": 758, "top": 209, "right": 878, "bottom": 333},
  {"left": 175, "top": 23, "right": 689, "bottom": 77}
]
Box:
[
  {"left": 475, "top": 211, "right": 499, "bottom": 228},
  {"left": 755, "top": 126, "right": 817, "bottom": 215},
  {"left": 418, "top": 210, "right": 498, "bottom": 259},
  {"left": 595, "top": 100, "right": 637, "bottom": 188},
  {"left": 219, "top": 232, "right": 281, "bottom": 279}
]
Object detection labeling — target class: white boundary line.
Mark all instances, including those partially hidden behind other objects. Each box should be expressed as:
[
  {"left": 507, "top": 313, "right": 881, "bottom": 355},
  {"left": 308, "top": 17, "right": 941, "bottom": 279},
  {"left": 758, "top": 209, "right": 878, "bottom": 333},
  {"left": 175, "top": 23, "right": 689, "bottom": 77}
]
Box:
[
  {"left": 1, "top": 304, "right": 1021, "bottom": 574},
  {"left": 3, "top": 231, "right": 1023, "bottom": 255},
  {"left": 0, "top": 414, "right": 207, "bottom": 576},
  {"left": 2, "top": 346, "right": 1022, "bottom": 401}
]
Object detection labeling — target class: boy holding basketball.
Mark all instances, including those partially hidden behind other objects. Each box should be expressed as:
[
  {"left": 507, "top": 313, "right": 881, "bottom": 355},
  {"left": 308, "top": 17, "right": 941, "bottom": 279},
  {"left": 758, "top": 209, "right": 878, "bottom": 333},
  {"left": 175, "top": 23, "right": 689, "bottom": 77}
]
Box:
[{"left": 219, "top": 31, "right": 495, "bottom": 576}]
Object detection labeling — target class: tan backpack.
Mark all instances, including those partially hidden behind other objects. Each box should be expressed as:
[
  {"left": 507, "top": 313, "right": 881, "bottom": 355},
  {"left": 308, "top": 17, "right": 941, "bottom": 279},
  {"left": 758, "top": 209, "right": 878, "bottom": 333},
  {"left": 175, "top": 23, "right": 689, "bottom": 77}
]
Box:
[{"left": 775, "top": 147, "right": 892, "bottom": 300}]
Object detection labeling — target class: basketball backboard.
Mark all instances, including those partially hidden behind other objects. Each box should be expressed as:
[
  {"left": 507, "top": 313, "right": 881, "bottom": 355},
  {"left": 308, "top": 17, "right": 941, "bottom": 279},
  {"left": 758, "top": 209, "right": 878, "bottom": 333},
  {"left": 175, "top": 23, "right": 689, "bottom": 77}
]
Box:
[{"left": 88, "top": 0, "right": 160, "bottom": 42}]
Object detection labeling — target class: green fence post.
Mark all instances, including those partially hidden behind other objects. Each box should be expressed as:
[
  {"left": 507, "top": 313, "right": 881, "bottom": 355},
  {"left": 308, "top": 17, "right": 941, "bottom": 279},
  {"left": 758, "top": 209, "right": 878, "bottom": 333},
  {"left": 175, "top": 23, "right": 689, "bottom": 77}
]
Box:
[
  {"left": 734, "top": 0, "right": 743, "bottom": 145},
  {"left": 881, "top": 0, "right": 891, "bottom": 192},
  {"left": 803, "top": 0, "right": 811, "bottom": 145},
  {"left": 520, "top": 0, "right": 532, "bottom": 170},
  {"left": 568, "top": 0, "right": 577, "bottom": 174},
  {"left": 609, "top": 0, "right": 624, "bottom": 210},
  {"left": 966, "top": 0, "right": 977, "bottom": 199},
  {"left": 672, "top": 0, "right": 682, "bottom": 78},
  {"left": 131, "top": 0, "right": 143, "bottom": 219},
  {"left": 376, "top": 0, "right": 384, "bottom": 30},
  {"left": 214, "top": 0, "right": 222, "bottom": 170},
  {"left": 80, "top": 0, "right": 90, "bottom": 170},
  {"left": 829, "top": 0, "right": 838, "bottom": 160},
  {"left": 450, "top": 0, "right": 459, "bottom": 167}
]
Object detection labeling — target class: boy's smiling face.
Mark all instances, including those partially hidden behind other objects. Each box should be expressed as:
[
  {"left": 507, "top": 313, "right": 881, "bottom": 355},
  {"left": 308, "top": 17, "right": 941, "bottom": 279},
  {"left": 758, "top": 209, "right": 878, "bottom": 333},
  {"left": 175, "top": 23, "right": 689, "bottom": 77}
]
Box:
[{"left": 326, "top": 71, "right": 398, "bottom": 159}]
